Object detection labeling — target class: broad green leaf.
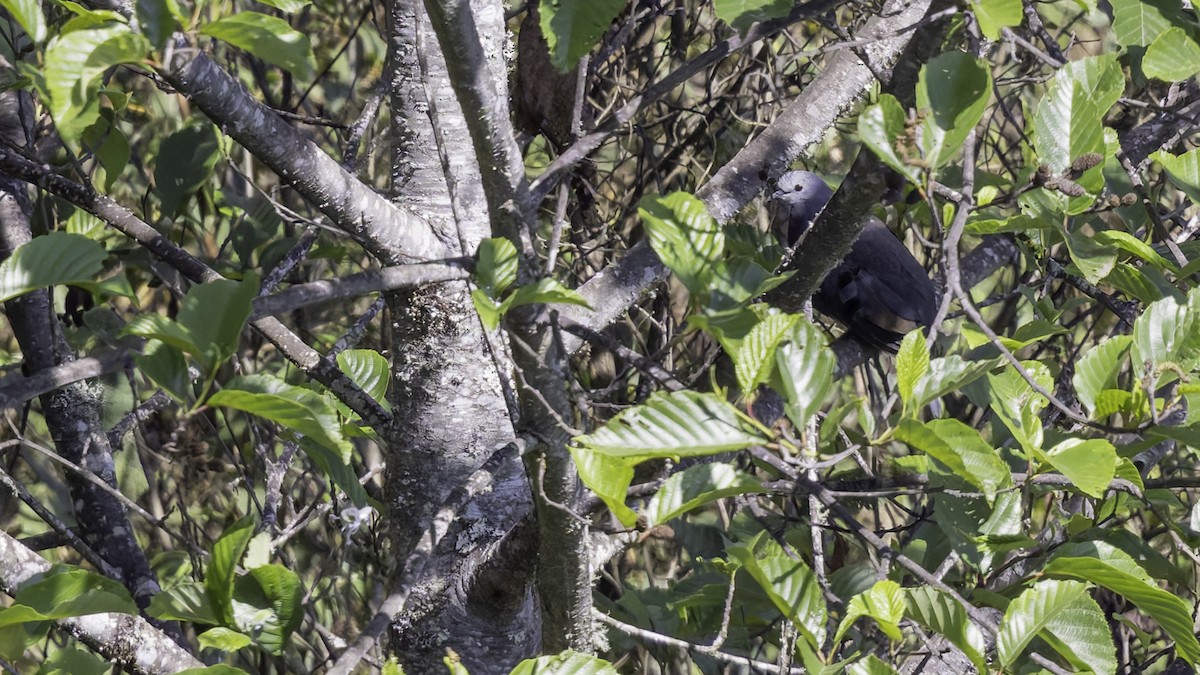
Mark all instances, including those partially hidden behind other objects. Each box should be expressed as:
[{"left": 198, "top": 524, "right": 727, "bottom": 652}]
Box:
[
  {"left": 727, "top": 532, "right": 826, "bottom": 647},
  {"left": 997, "top": 579, "right": 1115, "bottom": 674},
  {"left": 231, "top": 564, "right": 302, "bottom": 654},
  {"left": 776, "top": 319, "right": 835, "bottom": 427},
  {"left": 1044, "top": 556, "right": 1200, "bottom": 664},
  {"left": 475, "top": 237, "right": 518, "bottom": 297},
  {"left": 148, "top": 582, "right": 221, "bottom": 624},
  {"left": 964, "top": 214, "right": 1051, "bottom": 234},
  {"left": 0, "top": 0, "right": 47, "bottom": 42},
  {"left": 206, "top": 516, "right": 255, "bottom": 626},
  {"left": 834, "top": 580, "right": 905, "bottom": 644},
  {"left": 537, "top": 0, "right": 625, "bottom": 71},
  {"left": 712, "top": 0, "right": 792, "bottom": 34},
  {"left": 969, "top": 0, "right": 1021, "bottom": 39},
  {"left": 44, "top": 21, "right": 151, "bottom": 139},
  {"left": 154, "top": 123, "right": 222, "bottom": 217},
  {"left": 510, "top": 650, "right": 620, "bottom": 675},
  {"left": 198, "top": 627, "right": 253, "bottom": 653},
  {"left": 895, "top": 330, "right": 929, "bottom": 412},
  {"left": 1073, "top": 335, "right": 1132, "bottom": 418},
  {"left": 177, "top": 274, "right": 257, "bottom": 371},
  {"left": 1106, "top": 263, "right": 1165, "bottom": 304},
  {"left": 1041, "top": 438, "right": 1117, "bottom": 498},
  {"left": 639, "top": 192, "right": 724, "bottom": 297},
  {"left": 208, "top": 374, "right": 354, "bottom": 462},
  {"left": 82, "top": 114, "right": 130, "bottom": 191},
  {"left": 122, "top": 314, "right": 201, "bottom": 355},
  {"left": 336, "top": 349, "right": 390, "bottom": 410},
  {"left": 916, "top": 51, "right": 992, "bottom": 170},
  {"left": 176, "top": 667, "right": 253, "bottom": 675},
  {"left": 904, "top": 587, "right": 987, "bottom": 672},
  {"left": 1153, "top": 147, "right": 1200, "bottom": 205},
  {"left": 136, "top": 0, "right": 183, "bottom": 48},
  {"left": 733, "top": 312, "right": 798, "bottom": 394},
  {"left": 911, "top": 355, "right": 1001, "bottom": 411},
  {"left": 708, "top": 257, "right": 785, "bottom": 310},
  {"left": 254, "top": 0, "right": 310, "bottom": 12},
  {"left": 505, "top": 278, "right": 590, "bottom": 311},
  {"left": 569, "top": 447, "right": 637, "bottom": 526},
  {"left": 1032, "top": 55, "right": 1121, "bottom": 211},
  {"left": 1132, "top": 288, "right": 1200, "bottom": 380},
  {"left": 1109, "top": 0, "right": 1180, "bottom": 47},
  {"left": 927, "top": 419, "right": 1011, "bottom": 501},
  {"left": 200, "top": 12, "right": 315, "bottom": 78},
  {"left": 1094, "top": 230, "right": 1177, "bottom": 272},
  {"left": 846, "top": 655, "right": 900, "bottom": 675},
  {"left": 471, "top": 288, "right": 503, "bottom": 330},
  {"left": 1062, "top": 224, "right": 1117, "bottom": 284},
  {"left": 41, "top": 645, "right": 109, "bottom": 675},
  {"left": 573, "top": 390, "right": 766, "bottom": 458},
  {"left": 134, "top": 340, "right": 192, "bottom": 402},
  {"left": 0, "top": 567, "right": 137, "bottom": 628},
  {"left": 645, "top": 463, "right": 765, "bottom": 526},
  {"left": 858, "top": 94, "right": 921, "bottom": 185},
  {"left": 1144, "top": 27, "right": 1200, "bottom": 81},
  {"left": 0, "top": 232, "right": 106, "bottom": 303},
  {"left": 986, "top": 363, "right": 1051, "bottom": 452}
]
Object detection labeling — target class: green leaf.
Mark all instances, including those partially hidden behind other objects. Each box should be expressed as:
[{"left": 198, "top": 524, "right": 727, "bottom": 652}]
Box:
[
  {"left": 712, "top": 0, "right": 792, "bottom": 34},
  {"left": 154, "top": 123, "right": 222, "bottom": 217},
  {"left": 573, "top": 390, "right": 766, "bottom": 458},
  {"left": 1062, "top": 224, "right": 1118, "bottom": 283},
  {"left": 1132, "top": 288, "right": 1200, "bottom": 380},
  {"left": 177, "top": 274, "right": 257, "bottom": 371},
  {"left": 733, "top": 312, "right": 798, "bottom": 394},
  {"left": 206, "top": 516, "right": 256, "bottom": 626},
  {"left": 336, "top": 349, "right": 390, "bottom": 408},
  {"left": 147, "top": 581, "right": 221, "bottom": 624},
  {"left": 569, "top": 447, "right": 638, "bottom": 526},
  {"left": 727, "top": 532, "right": 826, "bottom": 648},
  {"left": 1093, "top": 230, "right": 1177, "bottom": 272},
  {"left": 198, "top": 627, "right": 253, "bottom": 653},
  {"left": 0, "top": 232, "right": 107, "bottom": 303},
  {"left": 911, "top": 355, "right": 1001, "bottom": 411},
  {"left": 986, "top": 363, "right": 1051, "bottom": 452},
  {"left": 964, "top": 214, "right": 1051, "bottom": 234},
  {"left": 537, "top": 0, "right": 625, "bottom": 71},
  {"left": 254, "top": 0, "right": 310, "bottom": 12},
  {"left": 904, "top": 587, "right": 987, "bottom": 672},
  {"left": 0, "top": 567, "right": 137, "bottom": 627},
  {"left": 0, "top": 0, "right": 47, "bottom": 42},
  {"left": 969, "top": 0, "right": 1021, "bottom": 39},
  {"left": 1109, "top": 0, "right": 1180, "bottom": 47},
  {"left": 505, "top": 278, "right": 590, "bottom": 311},
  {"left": 41, "top": 645, "right": 109, "bottom": 675},
  {"left": 1073, "top": 335, "right": 1132, "bottom": 418},
  {"left": 1041, "top": 438, "right": 1117, "bottom": 498},
  {"left": 136, "top": 0, "right": 183, "bottom": 49},
  {"left": 82, "top": 114, "right": 130, "bottom": 191},
  {"left": 1144, "top": 27, "right": 1200, "bottom": 81},
  {"left": 776, "top": 319, "right": 835, "bottom": 427},
  {"left": 207, "top": 374, "right": 354, "bottom": 463},
  {"left": 475, "top": 237, "right": 519, "bottom": 297},
  {"left": 175, "top": 666, "right": 253, "bottom": 675},
  {"left": 645, "top": 463, "right": 765, "bottom": 526},
  {"left": 510, "top": 650, "right": 620, "bottom": 675},
  {"left": 858, "top": 94, "right": 921, "bottom": 185},
  {"left": 471, "top": 288, "right": 503, "bottom": 330},
  {"left": 916, "top": 51, "right": 992, "bottom": 170},
  {"left": 997, "top": 579, "right": 1115, "bottom": 674},
  {"left": 1153, "top": 147, "right": 1200, "bottom": 205},
  {"left": 231, "top": 564, "right": 302, "bottom": 654},
  {"left": 1044, "top": 556, "right": 1200, "bottom": 665},
  {"left": 199, "top": 12, "right": 315, "bottom": 78},
  {"left": 895, "top": 330, "right": 929, "bottom": 412},
  {"left": 834, "top": 580, "right": 905, "bottom": 644},
  {"left": 639, "top": 192, "right": 724, "bottom": 297},
  {"left": 44, "top": 21, "right": 151, "bottom": 140}
]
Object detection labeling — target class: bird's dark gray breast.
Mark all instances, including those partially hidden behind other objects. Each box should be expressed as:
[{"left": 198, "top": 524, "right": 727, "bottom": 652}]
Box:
[{"left": 812, "top": 219, "right": 937, "bottom": 352}]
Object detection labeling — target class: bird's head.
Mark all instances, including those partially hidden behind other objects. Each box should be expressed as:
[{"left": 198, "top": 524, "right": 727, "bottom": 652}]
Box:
[{"left": 768, "top": 170, "right": 835, "bottom": 247}]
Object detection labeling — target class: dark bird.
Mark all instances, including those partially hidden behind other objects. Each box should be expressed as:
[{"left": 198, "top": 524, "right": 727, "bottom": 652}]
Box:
[{"left": 769, "top": 171, "right": 938, "bottom": 353}]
